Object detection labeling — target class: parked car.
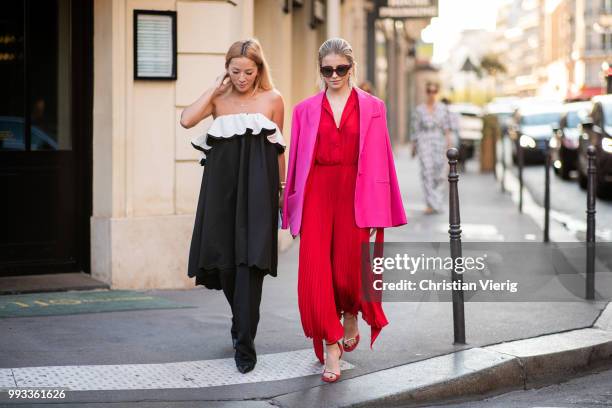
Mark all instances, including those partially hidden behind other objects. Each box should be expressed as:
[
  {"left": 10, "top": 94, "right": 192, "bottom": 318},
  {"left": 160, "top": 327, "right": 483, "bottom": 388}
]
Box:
[
  {"left": 509, "top": 102, "right": 562, "bottom": 165},
  {"left": 576, "top": 95, "right": 612, "bottom": 196},
  {"left": 0, "top": 116, "right": 58, "bottom": 150},
  {"left": 550, "top": 101, "right": 592, "bottom": 179},
  {"left": 447, "top": 103, "right": 483, "bottom": 162}
]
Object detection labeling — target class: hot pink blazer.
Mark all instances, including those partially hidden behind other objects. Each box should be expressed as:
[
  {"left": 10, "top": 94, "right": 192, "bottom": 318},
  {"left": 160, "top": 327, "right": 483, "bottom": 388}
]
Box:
[{"left": 282, "top": 87, "right": 407, "bottom": 236}]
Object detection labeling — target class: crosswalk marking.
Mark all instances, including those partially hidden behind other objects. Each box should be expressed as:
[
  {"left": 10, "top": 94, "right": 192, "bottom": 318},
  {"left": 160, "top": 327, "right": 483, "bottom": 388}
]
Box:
[{"left": 0, "top": 349, "right": 354, "bottom": 391}]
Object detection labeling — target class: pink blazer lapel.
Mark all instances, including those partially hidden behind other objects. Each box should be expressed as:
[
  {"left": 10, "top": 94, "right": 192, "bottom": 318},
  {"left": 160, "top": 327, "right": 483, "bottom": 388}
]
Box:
[
  {"left": 356, "top": 87, "right": 376, "bottom": 155},
  {"left": 302, "top": 91, "right": 325, "bottom": 172},
  {"left": 302, "top": 88, "right": 376, "bottom": 167}
]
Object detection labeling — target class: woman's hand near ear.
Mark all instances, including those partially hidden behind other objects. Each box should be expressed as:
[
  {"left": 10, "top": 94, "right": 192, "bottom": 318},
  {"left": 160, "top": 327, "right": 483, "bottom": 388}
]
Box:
[{"left": 180, "top": 72, "right": 230, "bottom": 129}]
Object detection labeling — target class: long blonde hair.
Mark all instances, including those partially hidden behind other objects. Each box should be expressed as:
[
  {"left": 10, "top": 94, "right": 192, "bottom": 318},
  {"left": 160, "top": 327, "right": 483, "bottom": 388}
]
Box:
[
  {"left": 225, "top": 39, "right": 274, "bottom": 93},
  {"left": 317, "top": 37, "right": 356, "bottom": 90}
]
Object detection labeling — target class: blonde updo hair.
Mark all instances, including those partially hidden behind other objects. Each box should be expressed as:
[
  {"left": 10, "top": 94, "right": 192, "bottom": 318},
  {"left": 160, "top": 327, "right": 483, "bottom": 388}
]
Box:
[
  {"left": 225, "top": 38, "right": 274, "bottom": 93},
  {"left": 317, "top": 37, "right": 356, "bottom": 90}
]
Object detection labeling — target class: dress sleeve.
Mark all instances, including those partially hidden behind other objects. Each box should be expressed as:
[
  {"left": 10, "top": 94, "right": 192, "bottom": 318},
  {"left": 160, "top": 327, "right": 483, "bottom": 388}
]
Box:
[{"left": 442, "top": 105, "right": 452, "bottom": 133}]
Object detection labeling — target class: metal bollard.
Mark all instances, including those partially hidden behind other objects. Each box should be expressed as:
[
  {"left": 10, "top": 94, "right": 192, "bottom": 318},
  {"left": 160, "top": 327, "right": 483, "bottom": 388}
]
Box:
[
  {"left": 447, "top": 148, "right": 466, "bottom": 345},
  {"left": 544, "top": 143, "right": 551, "bottom": 243},
  {"left": 586, "top": 145, "right": 596, "bottom": 300},
  {"left": 518, "top": 140, "right": 524, "bottom": 213}
]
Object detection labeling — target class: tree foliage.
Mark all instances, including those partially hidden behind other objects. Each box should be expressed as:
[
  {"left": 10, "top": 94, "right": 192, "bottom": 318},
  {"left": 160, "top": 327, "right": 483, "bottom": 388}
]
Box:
[{"left": 480, "top": 53, "right": 507, "bottom": 76}]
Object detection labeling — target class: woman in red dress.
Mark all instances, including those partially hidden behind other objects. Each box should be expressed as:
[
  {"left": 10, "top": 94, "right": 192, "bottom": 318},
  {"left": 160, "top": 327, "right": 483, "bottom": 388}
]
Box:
[{"left": 284, "top": 38, "right": 404, "bottom": 383}]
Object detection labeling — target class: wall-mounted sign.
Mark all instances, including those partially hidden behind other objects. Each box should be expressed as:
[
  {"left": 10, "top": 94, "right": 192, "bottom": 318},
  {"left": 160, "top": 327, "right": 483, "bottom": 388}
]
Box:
[
  {"left": 133, "top": 10, "right": 177, "bottom": 80},
  {"left": 376, "top": 0, "right": 438, "bottom": 19},
  {"left": 310, "top": 0, "right": 325, "bottom": 28},
  {"left": 283, "top": 0, "right": 305, "bottom": 14}
]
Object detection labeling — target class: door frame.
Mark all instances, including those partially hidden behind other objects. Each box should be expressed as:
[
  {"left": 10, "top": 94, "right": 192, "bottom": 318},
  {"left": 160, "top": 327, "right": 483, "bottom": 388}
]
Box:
[{"left": 72, "top": 0, "right": 93, "bottom": 275}]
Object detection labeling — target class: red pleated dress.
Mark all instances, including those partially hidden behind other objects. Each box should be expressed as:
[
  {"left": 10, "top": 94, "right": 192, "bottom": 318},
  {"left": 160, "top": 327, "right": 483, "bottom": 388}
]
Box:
[{"left": 298, "top": 88, "right": 389, "bottom": 364}]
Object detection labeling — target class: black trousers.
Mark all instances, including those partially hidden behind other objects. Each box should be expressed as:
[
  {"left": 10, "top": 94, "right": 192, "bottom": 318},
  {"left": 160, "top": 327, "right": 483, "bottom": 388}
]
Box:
[{"left": 218, "top": 265, "right": 266, "bottom": 364}]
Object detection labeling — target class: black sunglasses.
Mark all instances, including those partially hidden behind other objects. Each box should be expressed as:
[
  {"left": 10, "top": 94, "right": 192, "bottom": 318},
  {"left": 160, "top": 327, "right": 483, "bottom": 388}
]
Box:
[
  {"left": 426, "top": 88, "right": 438, "bottom": 94},
  {"left": 320, "top": 64, "right": 352, "bottom": 78}
]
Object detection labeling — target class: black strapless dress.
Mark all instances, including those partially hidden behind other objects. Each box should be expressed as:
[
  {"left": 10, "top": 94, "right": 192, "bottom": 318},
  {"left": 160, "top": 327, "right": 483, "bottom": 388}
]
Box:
[
  {"left": 187, "top": 113, "right": 285, "bottom": 288},
  {"left": 187, "top": 112, "right": 286, "bottom": 372}
]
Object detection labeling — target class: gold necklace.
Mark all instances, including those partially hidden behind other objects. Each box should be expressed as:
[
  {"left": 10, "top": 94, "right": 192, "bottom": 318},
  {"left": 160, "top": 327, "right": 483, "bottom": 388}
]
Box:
[{"left": 236, "top": 91, "right": 257, "bottom": 108}]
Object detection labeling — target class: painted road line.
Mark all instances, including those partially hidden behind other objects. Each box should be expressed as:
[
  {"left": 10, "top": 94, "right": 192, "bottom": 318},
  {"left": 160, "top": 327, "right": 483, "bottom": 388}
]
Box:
[{"left": 4, "top": 349, "right": 354, "bottom": 391}]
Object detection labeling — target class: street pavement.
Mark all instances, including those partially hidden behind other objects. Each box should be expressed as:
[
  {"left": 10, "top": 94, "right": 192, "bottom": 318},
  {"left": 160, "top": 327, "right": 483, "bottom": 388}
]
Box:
[
  {"left": 516, "top": 164, "right": 612, "bottom": 241},
  {"left": 0, "top": 145, "right": 610, "bottom": 407},
  {"left": 499, "top": 137, "right": 612, "bottom": 242}
]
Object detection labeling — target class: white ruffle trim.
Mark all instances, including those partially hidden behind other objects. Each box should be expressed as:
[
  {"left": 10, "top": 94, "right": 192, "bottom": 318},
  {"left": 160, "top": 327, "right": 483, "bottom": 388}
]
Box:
[{"left": 190, "top": 113, "right": 286, "bottom": 165}]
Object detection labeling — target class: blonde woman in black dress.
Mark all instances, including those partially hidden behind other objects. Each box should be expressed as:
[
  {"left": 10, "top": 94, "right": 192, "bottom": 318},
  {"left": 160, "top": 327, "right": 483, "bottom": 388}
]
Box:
[{"left": 180, "top": 39, "right": 286, "bottom": 374}]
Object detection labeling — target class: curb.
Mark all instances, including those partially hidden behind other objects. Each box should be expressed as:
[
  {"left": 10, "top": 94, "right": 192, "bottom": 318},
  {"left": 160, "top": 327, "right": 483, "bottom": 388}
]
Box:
[
  {"left": 269, "top": 305, "right": 612, "bottom": 408},
  {"left": 486, "top": 327, "right": 612, "bottom": 388}
]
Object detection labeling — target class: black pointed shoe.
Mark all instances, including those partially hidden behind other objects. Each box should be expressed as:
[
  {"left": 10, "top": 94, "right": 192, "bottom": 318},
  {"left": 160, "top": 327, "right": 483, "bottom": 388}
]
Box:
[{"left": 236, "top": 361, "right": 255, "bottom": 374}]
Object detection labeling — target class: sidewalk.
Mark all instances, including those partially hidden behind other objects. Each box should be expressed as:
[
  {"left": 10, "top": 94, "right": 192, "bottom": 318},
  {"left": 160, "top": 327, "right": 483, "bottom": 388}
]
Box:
[{"left": 0, "top": 146, "right": 610, "bottom": 407}]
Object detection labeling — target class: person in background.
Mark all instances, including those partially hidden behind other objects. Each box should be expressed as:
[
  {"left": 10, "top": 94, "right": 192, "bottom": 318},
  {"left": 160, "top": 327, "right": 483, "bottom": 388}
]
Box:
[
  {"left": 411, "top": 81, "right": 453, "bottom": 214},
  {"left": 358, "top": 80, "right": 375, "bottom": 96}
]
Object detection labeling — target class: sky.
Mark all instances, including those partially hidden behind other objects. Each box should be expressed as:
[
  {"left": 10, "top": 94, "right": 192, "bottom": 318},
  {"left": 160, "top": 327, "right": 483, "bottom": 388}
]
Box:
[{"left": 421, "top": 0, "right": 508, "bottom": 64}]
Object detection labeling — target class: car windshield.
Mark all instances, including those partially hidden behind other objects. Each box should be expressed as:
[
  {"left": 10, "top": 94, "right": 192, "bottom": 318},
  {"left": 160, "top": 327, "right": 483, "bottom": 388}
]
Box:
[
  {"left": 520, "top": 112, "right": 560, "bottom": 127},
  {"left": 566, "top": 109, "right": 589, "bottom": 128},
  {"left": 603, "top": 103, "right": 612, "bottom": 127}
]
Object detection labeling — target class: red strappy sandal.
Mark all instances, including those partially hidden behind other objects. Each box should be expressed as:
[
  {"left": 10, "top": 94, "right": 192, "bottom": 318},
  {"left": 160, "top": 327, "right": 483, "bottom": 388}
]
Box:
[
  {"left": 342, "top": 313, "right": 360, "bottom": 352},
  {"left": 321, "top": 340, "right": 344, "bottom": 383}
]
